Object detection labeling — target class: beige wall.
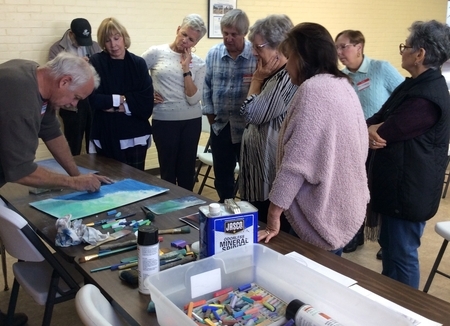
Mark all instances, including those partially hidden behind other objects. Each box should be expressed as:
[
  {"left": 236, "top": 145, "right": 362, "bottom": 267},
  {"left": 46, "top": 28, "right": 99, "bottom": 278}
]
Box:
[{"left": 1, "top": 0, "right": 447, "bottom": 168}]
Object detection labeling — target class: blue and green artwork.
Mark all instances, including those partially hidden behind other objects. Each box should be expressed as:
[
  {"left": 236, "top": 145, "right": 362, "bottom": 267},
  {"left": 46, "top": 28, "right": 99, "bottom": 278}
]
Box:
[{"left": 29, "top": 178, "right": 169, "bottom": 219}]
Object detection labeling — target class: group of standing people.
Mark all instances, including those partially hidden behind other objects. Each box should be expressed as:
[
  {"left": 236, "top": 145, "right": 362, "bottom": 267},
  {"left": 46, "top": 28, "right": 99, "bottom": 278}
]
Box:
[{"left": 0, "top": 14, "right": 449, "bottom": 326}]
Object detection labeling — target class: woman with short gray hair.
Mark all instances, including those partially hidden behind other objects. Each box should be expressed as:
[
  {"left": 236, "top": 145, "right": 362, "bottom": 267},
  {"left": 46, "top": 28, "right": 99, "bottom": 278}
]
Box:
[
  {"left": 239, "top": 14, "right": 298, "bottom": 232},
  {"left": 142, "top": 14, "right": 207, "bottom": 190},
  {"left": 367, "top": 20, "right": 450, "bottom": 288}
]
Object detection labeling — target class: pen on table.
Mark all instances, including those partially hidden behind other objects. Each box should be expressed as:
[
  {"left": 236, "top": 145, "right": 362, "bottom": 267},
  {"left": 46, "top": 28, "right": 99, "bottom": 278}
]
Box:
[
  {"left": 79, "top": 245, "right": 137, "bottom": 263},
  {"left": 86, "top": 213, "right": 136, "bottom": 227}
]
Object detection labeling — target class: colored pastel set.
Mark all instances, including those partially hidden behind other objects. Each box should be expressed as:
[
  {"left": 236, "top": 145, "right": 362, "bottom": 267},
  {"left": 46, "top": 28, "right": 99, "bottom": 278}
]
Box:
[{"left": 184, "top": 283, "right": 287, "bottom": 326}]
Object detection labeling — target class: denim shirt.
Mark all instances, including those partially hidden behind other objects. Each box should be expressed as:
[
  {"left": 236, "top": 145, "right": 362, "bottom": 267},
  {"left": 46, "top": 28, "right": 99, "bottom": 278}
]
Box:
[{"left": 202, "top": 40, "right": 257, "bottom": 143}]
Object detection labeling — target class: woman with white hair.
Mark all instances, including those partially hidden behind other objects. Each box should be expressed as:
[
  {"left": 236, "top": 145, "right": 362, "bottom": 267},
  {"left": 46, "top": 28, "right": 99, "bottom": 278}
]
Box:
[{"left": 142, "top": 14, "right": 207, "bottom": 191}]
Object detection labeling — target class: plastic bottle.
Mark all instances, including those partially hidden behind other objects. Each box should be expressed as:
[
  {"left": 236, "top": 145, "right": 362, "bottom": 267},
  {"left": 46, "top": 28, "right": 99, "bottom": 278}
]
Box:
[
  {"left": 286, "top": 299, "right": 343, "bottom": 326},
  {"left": 137, "top": 225, "right": 159, "bottom": 294}
]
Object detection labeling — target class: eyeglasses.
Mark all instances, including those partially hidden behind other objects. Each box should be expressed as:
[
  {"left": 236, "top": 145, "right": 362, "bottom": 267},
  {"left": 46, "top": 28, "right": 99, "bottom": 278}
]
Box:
[
  {"left": 335, "top": 43, "right": 356, "bottom": 51},
  {"left": 253, "top": 42, "right": 269, "bottom": 51},
  {"left": 399, "top": 43, "right": 413, "bottom": 54}
]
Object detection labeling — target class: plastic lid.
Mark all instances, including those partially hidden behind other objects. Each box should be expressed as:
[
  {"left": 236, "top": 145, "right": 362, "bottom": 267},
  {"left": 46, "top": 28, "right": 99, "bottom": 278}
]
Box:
[
  {"left": 137, "top": 225, "right": 159, "bottom": 246},
  {"left": 286, "top": 299, "right": 305, "bottom": 320},
  {"left": 209, "top": 203, "right": 221, "bottom": 216}
]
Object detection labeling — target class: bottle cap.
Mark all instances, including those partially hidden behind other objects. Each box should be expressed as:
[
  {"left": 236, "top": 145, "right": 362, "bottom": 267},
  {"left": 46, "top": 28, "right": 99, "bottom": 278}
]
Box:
[
  {"left": 286, "top": 299, "right": 305, "bottom": 320},
  {"left": 137, "top": 225, "right": 159, "bottom": 246},
  {"left": 209, "top": 203, "right": 221, "bottom": 216}
]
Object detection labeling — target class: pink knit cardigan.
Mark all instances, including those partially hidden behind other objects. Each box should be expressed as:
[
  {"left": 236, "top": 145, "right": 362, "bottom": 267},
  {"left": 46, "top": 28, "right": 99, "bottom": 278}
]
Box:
[{"left": 269, "top": 74, "right": 370, "bottom": 250}]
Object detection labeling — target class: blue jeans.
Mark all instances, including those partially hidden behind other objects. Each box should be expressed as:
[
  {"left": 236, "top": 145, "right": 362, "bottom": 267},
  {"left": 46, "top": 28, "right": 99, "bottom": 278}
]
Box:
[
  {"left": 378, "top": 214, "right": 425, "bottom": 289},
  {"left": 210, "top": 123, "right": 241, "bottom": 202}
]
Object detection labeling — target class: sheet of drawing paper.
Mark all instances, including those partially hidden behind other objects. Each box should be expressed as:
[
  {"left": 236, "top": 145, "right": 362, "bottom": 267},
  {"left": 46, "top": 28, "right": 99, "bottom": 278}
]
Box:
[
  {"left": 29, "top": 179, "right": 169, "bottom": 219},
  {"left": 37, "top": 158, "right": 98, "bottom": 175},
  {"left": 146, "top": 196, "right": 206, "bottom": 215}
]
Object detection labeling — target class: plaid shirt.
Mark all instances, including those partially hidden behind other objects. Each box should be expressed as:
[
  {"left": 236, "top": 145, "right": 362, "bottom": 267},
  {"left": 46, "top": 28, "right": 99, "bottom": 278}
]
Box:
[{"left": 202, "top": 40, "right": 257, "bottom": 143}]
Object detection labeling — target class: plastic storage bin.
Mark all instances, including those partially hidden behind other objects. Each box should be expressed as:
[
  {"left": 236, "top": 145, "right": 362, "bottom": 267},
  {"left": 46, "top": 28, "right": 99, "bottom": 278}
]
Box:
[{"left": 146, "top": 244, "right": 414, "bottom": 326}]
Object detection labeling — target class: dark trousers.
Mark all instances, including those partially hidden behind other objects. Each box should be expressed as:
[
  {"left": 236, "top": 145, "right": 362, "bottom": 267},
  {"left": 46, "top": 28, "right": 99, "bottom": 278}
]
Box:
[
  {"left": 95, "top": 141, "right": 149, "bottom": 171},
  {"left": 152, "top": 118, "right": 201, "bottom": 191},
  {"left": 59, "top": 98, "right": 92, "bottom": 156},
  {"left": 210, "top": 123, "right": 241, "bottom": 202}
]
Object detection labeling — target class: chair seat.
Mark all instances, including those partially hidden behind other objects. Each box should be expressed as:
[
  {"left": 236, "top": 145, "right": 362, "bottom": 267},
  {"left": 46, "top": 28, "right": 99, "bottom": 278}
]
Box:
[
  {"left": 198, "top": 153, "right": 239, "bottom": 173},
  {"left": 436, "top": 221, "right": 450, "bottom": 241},
  {"left": 13, "top": 254, "right": 83, "bottom": 305},
  {"left": 196, "top": 145, "right": 206, "bottom": 158}
]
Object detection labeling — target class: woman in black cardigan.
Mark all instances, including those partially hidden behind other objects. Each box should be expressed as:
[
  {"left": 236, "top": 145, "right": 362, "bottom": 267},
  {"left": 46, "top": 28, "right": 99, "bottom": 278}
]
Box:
[{"left": 89, "top": 17, "right": 153, "bottom": 170}]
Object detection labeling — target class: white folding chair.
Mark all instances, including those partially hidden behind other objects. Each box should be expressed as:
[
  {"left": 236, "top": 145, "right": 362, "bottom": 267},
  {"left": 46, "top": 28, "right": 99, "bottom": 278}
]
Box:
[
  {"left": 0, "top": 197, "right": 83, "bottom": 326},
  {"left": 75, "top": 284, "right": 126, "bottom": 326}
]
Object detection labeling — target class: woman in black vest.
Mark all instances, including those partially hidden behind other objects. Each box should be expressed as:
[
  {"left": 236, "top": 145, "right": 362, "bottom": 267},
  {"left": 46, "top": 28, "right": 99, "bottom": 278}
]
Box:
[{"left": 367, "top": 20, "right": 450, "bottom": 289}]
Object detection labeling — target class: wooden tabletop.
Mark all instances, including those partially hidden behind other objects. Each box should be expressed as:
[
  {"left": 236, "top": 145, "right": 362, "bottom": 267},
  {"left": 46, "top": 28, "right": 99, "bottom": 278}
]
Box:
[{"left": 1, "top": 154, "right": 450, "bottom": 326}]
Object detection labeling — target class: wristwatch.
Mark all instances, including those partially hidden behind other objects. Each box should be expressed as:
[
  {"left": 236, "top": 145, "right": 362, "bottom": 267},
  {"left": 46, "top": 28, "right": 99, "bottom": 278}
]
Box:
[{"left": 183, "top": 71, "right": 192, "bottom": 78}]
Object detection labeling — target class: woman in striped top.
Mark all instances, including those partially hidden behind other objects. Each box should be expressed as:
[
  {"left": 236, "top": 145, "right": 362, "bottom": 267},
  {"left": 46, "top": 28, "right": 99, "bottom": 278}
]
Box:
[{"left": 239, "top": 14, "right": 297, "bottom": 232}]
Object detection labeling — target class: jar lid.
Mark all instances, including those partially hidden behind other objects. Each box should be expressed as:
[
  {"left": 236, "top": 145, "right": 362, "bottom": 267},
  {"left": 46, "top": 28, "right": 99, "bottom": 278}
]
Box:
[
  {"left": 137, "top": 225, "right": 159, "bottom": 246},
  {"left": 286, "top": 299, "right": 305, "bottom": 320},
  {"left": 209, "top": 203, "right": 221, "bottom": 216}
]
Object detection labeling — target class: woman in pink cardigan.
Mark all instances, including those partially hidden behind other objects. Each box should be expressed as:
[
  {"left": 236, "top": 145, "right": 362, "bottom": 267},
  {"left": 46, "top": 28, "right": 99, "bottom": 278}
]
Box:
[{"left": 258, "top": 23, "right": 370, "bottom": 256}]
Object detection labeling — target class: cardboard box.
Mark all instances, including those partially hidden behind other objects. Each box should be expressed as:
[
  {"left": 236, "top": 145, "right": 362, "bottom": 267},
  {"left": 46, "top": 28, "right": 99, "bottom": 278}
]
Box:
[{"left": 146, "top": 244, "right": 413, "bottom": 326}]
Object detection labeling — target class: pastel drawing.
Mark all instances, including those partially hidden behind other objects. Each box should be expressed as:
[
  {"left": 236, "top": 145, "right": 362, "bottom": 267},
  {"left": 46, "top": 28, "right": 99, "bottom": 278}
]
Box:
[{"left": 29, "top": 178, "right": 169, "bottom": 220}]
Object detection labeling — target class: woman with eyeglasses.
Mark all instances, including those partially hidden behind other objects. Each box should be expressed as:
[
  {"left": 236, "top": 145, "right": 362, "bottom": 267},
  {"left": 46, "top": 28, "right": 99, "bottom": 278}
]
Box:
[
  {"left": 334, "top": 30, "right": 404, "bottom": 256},
  {"left": 367, "top": 20, "right": 450, "bottom": 288},
  {"left": 141, "top": 14, "right": 207, "bottom": 191},
  {"left": 258, "top": 23, "right": 369, "bottom": 257},
  {"left": 239, "top": 14, "right": 297, "bottom": 232}
]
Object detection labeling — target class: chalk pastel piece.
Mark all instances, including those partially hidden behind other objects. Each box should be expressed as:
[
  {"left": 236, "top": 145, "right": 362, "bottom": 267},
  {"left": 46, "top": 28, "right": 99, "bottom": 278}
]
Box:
[
  {"left": 187, "top": 301, "right": 194, "bottom": 318},
  {"left": 233, "top": 310, "right": 244, "bottom": 319},
  {"left": 204, "top": 318, "right": 215, "bottom": 326},
  {"left": 102, "top": 218, "right": 126, "bottom": 229},
  {"left": 115, "top": 212, "right": 122, "bottom": 218},
  {"left": 170, "top": 239, "right": 187, "bottom": 249},
  {"left": 184, "top": 299, "right": 206, "bottom": 310},
  {"left": 192, "top": 312, "right": 204, "bottom": 323},
  {"left": 216, "top": 293, "right": 230, "bottom": 304},
  {"left": 224, "top": 304, "right": 233, "bottom": 315},
  {"left": 147, "top": 301, "right": 156, "bottom": 313},
  {"left": 220, "top": 317, "right": 239, "bottom": 326},
  {"left": 212, "top": 310, "right": 221, "bottom": 321},
  {"left": 244, "top": 307, "right": 259, "bottom": 316},
  {"left": 201, "top": 305, "right": 218, "bottom": 312},
  {"left": 245, "top": 319, "right": 255, "bottom": 326},
  {"left": 263, "top": 301, "right": 276, "bottom": 312},
  {"left": 213, "top": 286, "right": 234, "bottom": 298},
  {"left": 241, "top": 296, "right": 254, "bottom": 304},
  {"left": 208, "top": 304, "right": 224, "bottom": 309},
  {"left": 242, "top": 314, "right": 253, "bottom": 320},
  {"left": 238, "top": 283, "right": 252, "bottom": 292},
  {"left": 283, "top": 319, "right": 295, "bottom": 326},
  {"left": 107, "top": 210, "right": 117, "bottom": 216},
  {"left": 251, "top": 295, "right": 263, "bottom": 301}
]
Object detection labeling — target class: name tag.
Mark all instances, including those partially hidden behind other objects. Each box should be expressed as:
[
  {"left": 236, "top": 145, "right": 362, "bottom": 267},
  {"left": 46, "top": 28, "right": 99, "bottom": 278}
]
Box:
[
  {"left": 243, "top": 74, "right": 253, "bottom": 84},
  {"left": 357, "top": 78, "right": 370, "bottom": 91}
]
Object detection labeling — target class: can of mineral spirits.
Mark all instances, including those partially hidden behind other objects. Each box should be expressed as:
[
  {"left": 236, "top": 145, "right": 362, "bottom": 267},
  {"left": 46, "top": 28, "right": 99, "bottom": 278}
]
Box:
[{"left": 198, "top": 201, "right": 258, "bottom": 258}]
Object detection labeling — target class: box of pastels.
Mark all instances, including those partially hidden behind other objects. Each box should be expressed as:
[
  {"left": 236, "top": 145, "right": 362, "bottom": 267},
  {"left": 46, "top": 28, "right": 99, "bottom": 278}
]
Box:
[{"left": 146, "top": 244, "right": 414, "bottom": 326}]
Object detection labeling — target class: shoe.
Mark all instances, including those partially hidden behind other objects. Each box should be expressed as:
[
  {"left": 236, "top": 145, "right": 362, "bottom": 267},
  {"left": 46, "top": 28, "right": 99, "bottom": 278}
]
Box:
[
  {"left": 376, "top": 248, "right": 382, "bottom": 260},
  {"left": 0, "top": 311, "right": 28, "bottom": 326},
  {"left": 343, "top": 235, "right": 359, "bottom": 253}
]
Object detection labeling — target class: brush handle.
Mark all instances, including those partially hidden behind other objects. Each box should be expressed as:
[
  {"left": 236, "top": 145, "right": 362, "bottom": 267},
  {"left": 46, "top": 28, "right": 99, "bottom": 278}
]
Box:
[
  {"left": 84, "top": 236, "right": 116, "bottom": 251},
  {"left": 79, "top": 245, "right": 137, "bottom": 263}
]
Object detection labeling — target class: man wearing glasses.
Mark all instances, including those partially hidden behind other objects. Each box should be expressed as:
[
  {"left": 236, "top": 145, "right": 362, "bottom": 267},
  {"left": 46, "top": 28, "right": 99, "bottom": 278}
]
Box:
[{"left": 202, "top": 9, "right": 257, "bottom": 202}]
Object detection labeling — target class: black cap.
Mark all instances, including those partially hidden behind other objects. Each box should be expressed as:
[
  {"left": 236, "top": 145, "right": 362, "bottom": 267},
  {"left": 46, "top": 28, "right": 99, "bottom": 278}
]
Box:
[
  {"left": 70, "top": 18, "right": 93, "bottom": 46},
  {"left": 286, "top": 299, "right": 305, "bottom": 321},
  {"left": 137, "top": 226, "right": 159, "bottom": 246}
]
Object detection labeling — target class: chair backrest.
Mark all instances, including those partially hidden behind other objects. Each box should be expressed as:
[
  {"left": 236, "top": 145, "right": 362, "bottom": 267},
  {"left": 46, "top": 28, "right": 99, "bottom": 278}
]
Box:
[
  {"left": 0, "top": 199, "right": 44, "bottom": 262},
  {"left": 75, "top": 284, "right": 125, "bottom": 326}
]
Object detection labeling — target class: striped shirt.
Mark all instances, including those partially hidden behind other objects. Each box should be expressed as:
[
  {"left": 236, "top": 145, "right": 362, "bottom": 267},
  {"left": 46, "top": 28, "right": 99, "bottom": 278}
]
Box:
[
  {"left": 239, "top": 67, "right": 298, "bottom": 201},
  {"left": 202, "top": 41, "right": 257, "bottom": 143}
]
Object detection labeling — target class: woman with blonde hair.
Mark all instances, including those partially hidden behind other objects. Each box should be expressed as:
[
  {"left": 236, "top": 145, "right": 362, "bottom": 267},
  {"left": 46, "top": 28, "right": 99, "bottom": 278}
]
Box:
[{"left": 89, "top": 17, "right": 153, "bottom": 170}]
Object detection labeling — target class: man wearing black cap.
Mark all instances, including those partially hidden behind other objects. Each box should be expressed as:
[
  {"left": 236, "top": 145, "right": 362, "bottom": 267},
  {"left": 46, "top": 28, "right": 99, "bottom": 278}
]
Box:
[{"left": 49, "top": 18, "right": 101, "bottom": 156}]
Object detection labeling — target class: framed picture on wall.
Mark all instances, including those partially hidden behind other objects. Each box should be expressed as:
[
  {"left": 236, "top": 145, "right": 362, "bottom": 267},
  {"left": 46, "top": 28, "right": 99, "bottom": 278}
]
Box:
[{"left": 208, "top": 0, "right": 237, "bottom": 38}]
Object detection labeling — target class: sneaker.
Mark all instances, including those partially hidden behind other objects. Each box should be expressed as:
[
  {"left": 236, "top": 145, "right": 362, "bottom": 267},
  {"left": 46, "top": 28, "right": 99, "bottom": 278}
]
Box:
[{"left": 0, "top": 311, "right": 28, "bottom": 326}]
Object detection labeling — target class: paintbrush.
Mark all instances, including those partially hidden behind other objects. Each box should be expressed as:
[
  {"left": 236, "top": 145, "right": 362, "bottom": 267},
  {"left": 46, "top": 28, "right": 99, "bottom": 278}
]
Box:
[
  {"left": 85, "top": 213, "right": 136, "bottom": 227},
  {"left": 83, "top": 229, "right": 132, "bottom": 251},
  {"left": 78, "top": 245, "right": 137, "bottom": 263},
  {"left": 159, "top": 226, "right": 191, "bottom": 235}
]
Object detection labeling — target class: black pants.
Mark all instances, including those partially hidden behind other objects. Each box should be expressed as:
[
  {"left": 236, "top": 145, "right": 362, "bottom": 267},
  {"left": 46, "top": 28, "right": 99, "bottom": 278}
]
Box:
[
  {"left": 59, "top": 98, "right": 92, "bottom": 156},
  {"left": 152, "top": 118, "right": 201, "bottom": 191},
  {"left": 210, "top": 123, "right": 241, "bottom": 202}
]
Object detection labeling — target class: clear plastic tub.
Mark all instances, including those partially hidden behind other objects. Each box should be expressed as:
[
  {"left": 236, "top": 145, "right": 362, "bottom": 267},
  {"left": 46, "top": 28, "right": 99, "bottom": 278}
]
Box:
[{"left": 146, "top": 244, "right": 414, "bottom": 326}]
